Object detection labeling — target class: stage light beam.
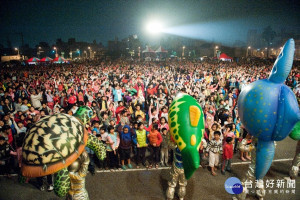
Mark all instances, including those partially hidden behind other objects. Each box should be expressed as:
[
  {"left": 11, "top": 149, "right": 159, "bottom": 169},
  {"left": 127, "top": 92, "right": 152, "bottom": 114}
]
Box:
[{"left": 146, "top": 21, "right": 163, "bottom": 35}]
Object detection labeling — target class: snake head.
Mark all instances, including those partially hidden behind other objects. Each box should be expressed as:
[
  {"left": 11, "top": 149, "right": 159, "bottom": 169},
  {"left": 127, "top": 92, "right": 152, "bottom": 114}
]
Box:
[{"left": 74, "top": 106, "right": 93, "bottom": 125}]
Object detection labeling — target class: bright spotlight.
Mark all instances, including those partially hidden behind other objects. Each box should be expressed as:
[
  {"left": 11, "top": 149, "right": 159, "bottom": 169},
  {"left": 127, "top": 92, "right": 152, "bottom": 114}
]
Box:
[{"left": 146, "top": 21, "right": 163, "bottom": 35}]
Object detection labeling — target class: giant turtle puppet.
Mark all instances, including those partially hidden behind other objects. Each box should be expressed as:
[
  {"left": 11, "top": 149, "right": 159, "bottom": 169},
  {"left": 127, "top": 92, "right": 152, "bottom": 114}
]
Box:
[
  {"left": 21, "top": 106, "right": 106, "bottom": 198},
  {"left": 238, "top": 38, "right": 300, "bottom": 180}
]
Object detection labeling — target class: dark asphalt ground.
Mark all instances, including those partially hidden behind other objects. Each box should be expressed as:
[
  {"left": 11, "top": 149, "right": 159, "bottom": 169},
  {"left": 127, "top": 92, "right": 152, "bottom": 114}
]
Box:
[{"left": 0, "top": 137, "right": 299, "bottom": 200}]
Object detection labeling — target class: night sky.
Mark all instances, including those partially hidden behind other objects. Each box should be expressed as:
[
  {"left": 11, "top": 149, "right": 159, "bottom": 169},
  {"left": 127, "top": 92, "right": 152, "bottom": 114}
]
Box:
[{"left": 0, "top": 0, "right": 299, "bottom": 47}]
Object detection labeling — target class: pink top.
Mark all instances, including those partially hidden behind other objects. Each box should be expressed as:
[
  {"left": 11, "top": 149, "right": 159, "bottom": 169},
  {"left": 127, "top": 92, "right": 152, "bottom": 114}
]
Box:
[
  {"left": 93, "top": 85, "right": 100, "bottom": 93},
  {"left": 224, "top": 131, "right": 235, "bottom": 139},
  {"left": 159, "top": 123, "right": 169, "bottom": 131}
]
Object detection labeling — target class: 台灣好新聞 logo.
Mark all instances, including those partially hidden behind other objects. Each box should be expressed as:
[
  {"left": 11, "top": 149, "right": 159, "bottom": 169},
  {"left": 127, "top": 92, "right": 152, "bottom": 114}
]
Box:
[{"left": 225, "top": 177, "right": 243, "bottom": 194}]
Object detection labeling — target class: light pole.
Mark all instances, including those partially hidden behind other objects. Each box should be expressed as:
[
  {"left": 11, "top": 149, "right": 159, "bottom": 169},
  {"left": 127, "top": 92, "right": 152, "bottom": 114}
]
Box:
[
  {"left": 88, "top": 46, "right": 91, "bottom": 59},
  {"left": 77, "top": 49, "right": 81, "bottom": 58},
  {"left": 15, "top": 48, "right": 19, "bottom": 55},
  {"left": 247, "top": 46, "right": 251, "bottom": 57},
  {"left": 214, "top": 46, "right": 219, "bottom": 57},
  {"left": 138, "top": 46, "right": 141, "bottom": 61},
  {"left": 271, "top": 48, "right": 274, "bottom": 56},
  {"left": 37, "top": 47, "right": 43, "bottom": 58},
  {"left": 182, "top": 46, "right": 185, "bottom": 58},
  {"left": 53, "top": 47, "right": 58, "bottom": 57},
  {"left": 265, "top": 47, "right": 268, "bottom": 58}
]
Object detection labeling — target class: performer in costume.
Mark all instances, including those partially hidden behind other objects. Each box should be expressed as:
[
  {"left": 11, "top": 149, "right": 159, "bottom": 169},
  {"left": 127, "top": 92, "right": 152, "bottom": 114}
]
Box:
[
  {"left": 166, "top": 93, "right": 205, "bottom": 200},
  {"left": 167, "top": 145, "right": 187, "bottom": 200},
  {"left": 289, "top": 140, "right": 300, "bottom": 179},
  {"left": 67, "top": 151, "right": 90, "bottom": 200},
  {"left": 237, "top": 39, "right": 300, "bottom": 200},
  {"left": 234, "top": 138, "right": 265, "bottom": 200},
  {"left": 21, "top": 106, "right": 106, "bottom": 200},
  {"left": 289, "top": 123, "right": 300, "bottom": 179}
]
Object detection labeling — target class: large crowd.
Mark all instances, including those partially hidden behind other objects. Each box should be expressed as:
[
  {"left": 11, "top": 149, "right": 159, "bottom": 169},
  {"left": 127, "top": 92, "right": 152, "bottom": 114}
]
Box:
[{"left": 0, "top": 59, "right": 299, "bottom": 190}]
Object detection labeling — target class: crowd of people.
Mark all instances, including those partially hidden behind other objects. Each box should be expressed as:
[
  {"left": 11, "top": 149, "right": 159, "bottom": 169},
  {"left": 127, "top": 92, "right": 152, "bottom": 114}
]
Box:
[{"left": 0, "top": 59, "right": 299, "bottom": 186}]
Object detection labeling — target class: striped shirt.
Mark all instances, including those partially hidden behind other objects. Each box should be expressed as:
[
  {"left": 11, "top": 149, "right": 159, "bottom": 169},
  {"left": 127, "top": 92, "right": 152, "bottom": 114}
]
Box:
[{"left": 206, "top": 139, "right": 223, "bottom": 154}]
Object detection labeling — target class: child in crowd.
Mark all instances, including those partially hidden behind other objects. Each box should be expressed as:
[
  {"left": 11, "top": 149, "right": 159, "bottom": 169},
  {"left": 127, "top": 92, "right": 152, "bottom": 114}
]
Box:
[
  {"left": 97, "top": 111, "right": 109, "bottom": 128},
  {"left": 0, "top": 136, "right": 13, "bottom": 177},
  {"left": 11, "top": 114, "right": 27, "bottom": 134},
  {"left": 134, "top": 104, "right": 145, "bottom": 120},
  {"left": 158, "top": 116, "right": 169, "bottom": 131},
  {"left": 148, "top": 101, "right": 159, "bottom": 125},
  {"left": 224, "top": 115, "right": 233, "bottom": 125},
  {"left": 107, "top": 125, "right": 120, "bottom": 171},
  {"left": 148, "top": 123, "right": 162, "bottom": 169},
  {"left": 199, "top": 138, "right": 208, "bottom": 168},
  {"left": 208, "top": 122, "right": 222, "bottom": 141},
  {"left": 160, "top": 128, "right": 170, "bottom": 166},
  {"left": 120, "top": 110, "right": 130, "bottom": 125},
  {"left": 119, "top": 125, "right": 133, "bottom": 170},
  {"left": 96, "top": 127, "right": 108, "bottom": 170},
  {"left": 231, "top": 123, "right": 239, "bottom": 153},
  {"left": 223, "top": 123, "right": 235, "bottom": 142},
  {"left": 136, "top": 115, "right": 144, "bottom": 123},
  {"left": 239, "top": 133, "right": 254, "bottom": 161},
  {"left": 221, "top": 137, "right": 233, "bottom": 175},
  {"left": 206, "top": 131, "right": 223, "bottom": 176},
  {"left": 160, "top": 106, "right": 168, "bottom": 121},
  {"left": 131, "top": 122, "right": 138, "bottom": 161},
  {"left": 134, "top": 122, "right": 148, "bottom": 168},
  {"left": 109, "top": 119, "right": 116, "bottom": 127},
  {"left": 234, "top": 117, "right": 241, "bottom": 133}
]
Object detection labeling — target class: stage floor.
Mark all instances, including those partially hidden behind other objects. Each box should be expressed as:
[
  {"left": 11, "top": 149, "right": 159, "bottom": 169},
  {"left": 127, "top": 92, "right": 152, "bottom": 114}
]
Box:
[{"left": 0, "top": 137, "right": 299, "bottom": 200}]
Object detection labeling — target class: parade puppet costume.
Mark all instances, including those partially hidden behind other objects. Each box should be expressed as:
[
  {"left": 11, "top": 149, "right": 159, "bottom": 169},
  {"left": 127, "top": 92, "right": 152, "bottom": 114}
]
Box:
[
  {"left": 237, "top": 39, "right": 300, "bottom": 200},
  {"left": 21, "top": 106, "right": 106, "bottom": 199},
  {"left": 166, "top": 93, "right": 205, "bottom": 200}
]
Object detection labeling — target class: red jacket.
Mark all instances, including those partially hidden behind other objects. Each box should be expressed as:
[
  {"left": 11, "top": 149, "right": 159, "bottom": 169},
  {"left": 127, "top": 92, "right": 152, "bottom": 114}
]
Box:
[
  {"left": 115, "top": 106, "right": 125, "bottom": 124},
  {"left": 223, "top": 143, "right": 233, "bottom": 160},
  {"left": 68, "top": 95, "right": 77, "bottom": 104},
  {"left": 8, "top": 130, "right": 13, "bottom": 145},
  {"left": 53, "top": 96, "right": 60, "bottom": 104},
  {"left": 58, "top": 84, "right": 64, "bottom": 91},
  {"left": 147, "top": 130, "right": 162, "bottom": 146},
  {"left": 147, "top": 84, "right": 159, "bottom": 96}
]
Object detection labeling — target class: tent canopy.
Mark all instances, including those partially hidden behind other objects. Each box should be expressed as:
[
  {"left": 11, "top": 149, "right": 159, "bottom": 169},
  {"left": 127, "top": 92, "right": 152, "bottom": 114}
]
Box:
[
  {"left": 40, "top": 57, "right": 53, "bottom": 62},
  {"left": 52, "top": 57, "right": 66, "bottom": 63},
  {"left": 142, "top": 46, "right": 155, "bottom": 53},
  {"left": 27, "top": 57, "right": 40, "bottom": 62},
  {"left": 155, "top": 46, "right": 168, "bottom": 53},
  {"left": 219, "top": 53, "right": 233, "bottom": 60}
]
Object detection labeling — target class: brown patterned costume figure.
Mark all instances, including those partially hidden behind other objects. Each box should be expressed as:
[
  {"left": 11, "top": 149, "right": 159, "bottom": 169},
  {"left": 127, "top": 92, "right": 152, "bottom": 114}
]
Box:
[{"left": 67, "top": 151, "right": 90, "bottom": 200}]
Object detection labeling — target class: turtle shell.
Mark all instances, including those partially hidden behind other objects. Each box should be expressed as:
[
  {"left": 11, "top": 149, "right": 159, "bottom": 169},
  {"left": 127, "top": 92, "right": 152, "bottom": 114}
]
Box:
[{"left": 21, "top": 113, "right": 88, "bottom": 177}]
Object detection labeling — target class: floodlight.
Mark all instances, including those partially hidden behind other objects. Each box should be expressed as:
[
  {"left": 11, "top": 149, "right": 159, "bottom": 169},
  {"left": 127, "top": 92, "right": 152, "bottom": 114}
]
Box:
[{"left": 146, "top": 21, "right": 163, "bottom": 35}]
